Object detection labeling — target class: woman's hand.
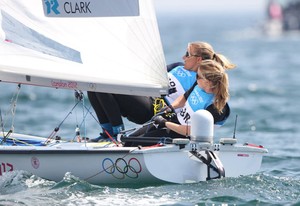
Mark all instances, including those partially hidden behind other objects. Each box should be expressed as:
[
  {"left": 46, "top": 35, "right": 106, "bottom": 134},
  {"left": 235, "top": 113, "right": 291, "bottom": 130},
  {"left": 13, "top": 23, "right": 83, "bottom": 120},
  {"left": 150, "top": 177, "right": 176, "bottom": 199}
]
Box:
[
  {"left": 153, "top": 115, "right": 167, "bottom": 128},
  {"left": 159, "top": 105, "right": 174, "bottom": 113}
]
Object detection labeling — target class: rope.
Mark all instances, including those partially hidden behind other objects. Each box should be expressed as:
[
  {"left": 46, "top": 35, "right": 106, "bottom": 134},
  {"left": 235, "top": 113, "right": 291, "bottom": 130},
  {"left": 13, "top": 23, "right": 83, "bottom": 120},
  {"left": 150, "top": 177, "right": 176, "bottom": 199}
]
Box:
[
  {"left": 45, "top": 91, "right": 101, "bottom": 144},
  {"left": 103, "top": 129, "right": 121, "bottom": 147},
  {"left": 0, "top": 109, "right": 5, "bottom": 144},
  {"left": 1, "top": 135, "right": 42, "bottom": 146},
  {"left": 0, "top": 84, "right": 21, "bottom": 144},
  {"left": 71, "top": 105, "right": 91, "bottom": 142},
  {"left": 153, "top": 98, "right": 166, "bottom": 115},
  {"left": 44, "top": 100, "right": 81, "bottom": 144},
  {"left": 10, "top": 84, "right": 21, "bottom": 132}
]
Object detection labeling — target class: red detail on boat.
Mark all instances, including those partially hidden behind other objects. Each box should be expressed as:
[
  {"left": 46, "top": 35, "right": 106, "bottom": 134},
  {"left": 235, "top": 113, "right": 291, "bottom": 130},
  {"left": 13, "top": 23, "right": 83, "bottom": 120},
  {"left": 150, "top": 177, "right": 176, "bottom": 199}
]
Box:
[
  {"left": 141, "top": 144, "right": 163, "bottom": 149},
  {"left": 244, "top": 143, "right": 264, "bottom": 148},
  {"left": 237, "top": 154, "right": 249, "bottom": 157},
  {"left": 0, "top": 162, "right": 14, "bottom": 176},
  {"left": 31, "top": 157, "right": 40, "bottom": 169}
]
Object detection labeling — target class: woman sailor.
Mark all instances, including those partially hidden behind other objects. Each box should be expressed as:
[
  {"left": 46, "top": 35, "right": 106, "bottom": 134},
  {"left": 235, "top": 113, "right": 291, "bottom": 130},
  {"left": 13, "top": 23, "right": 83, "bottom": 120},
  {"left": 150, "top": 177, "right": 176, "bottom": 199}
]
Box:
[
  {"left": 130, "top": 59, "right": 230, "bottom": 138},
  {"left": 164, "top": 41, "right": 234, "bottom": 107},
  {"left": 88, "top": 42, "right": 235, "bottom": 141}
]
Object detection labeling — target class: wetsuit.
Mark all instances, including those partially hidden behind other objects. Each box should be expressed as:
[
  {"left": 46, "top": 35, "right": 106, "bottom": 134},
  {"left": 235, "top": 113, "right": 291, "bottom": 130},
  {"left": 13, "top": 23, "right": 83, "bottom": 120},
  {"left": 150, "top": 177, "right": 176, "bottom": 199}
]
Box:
[{"left": 87, "top": 92, "right": 153, "bottom": 126}]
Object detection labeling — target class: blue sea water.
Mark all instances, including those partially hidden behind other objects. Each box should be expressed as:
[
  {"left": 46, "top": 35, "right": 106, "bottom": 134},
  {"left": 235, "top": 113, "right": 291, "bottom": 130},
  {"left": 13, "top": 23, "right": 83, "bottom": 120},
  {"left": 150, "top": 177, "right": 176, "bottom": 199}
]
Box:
[{"left": 1, "top": 10, "right": 300, "bottom": 206}]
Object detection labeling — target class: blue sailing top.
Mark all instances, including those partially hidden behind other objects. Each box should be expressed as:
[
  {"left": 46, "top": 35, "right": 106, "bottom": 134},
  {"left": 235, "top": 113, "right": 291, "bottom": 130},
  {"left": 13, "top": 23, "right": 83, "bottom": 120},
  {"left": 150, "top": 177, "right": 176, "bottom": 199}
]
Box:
[
  {"left": 164, "top": 66, "right": 196, "bottom": 105},
  {"left": 177, "top": 85, "right": 214, "bottom": 125}
]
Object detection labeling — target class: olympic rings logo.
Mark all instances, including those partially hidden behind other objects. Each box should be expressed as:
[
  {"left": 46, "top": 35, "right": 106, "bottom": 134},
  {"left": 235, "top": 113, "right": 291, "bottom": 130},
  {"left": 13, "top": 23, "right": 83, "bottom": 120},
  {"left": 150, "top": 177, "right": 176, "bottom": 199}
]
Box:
[
  {"left": 176, "top": 70, "right": 186, "bottom": 77},
  {"left": 190, "top": 93, "right": 199, "bottom": 105},
  {"left": 102, "top": 157, "right": 142, "bottom": 179}
]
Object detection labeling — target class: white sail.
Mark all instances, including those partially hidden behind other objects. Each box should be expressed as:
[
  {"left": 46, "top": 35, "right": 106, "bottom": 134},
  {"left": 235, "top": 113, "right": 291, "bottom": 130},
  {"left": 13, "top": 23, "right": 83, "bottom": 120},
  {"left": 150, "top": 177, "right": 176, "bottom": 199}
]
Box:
[{"left": 0, "top": 0, "right": 168, "bottom": 96}]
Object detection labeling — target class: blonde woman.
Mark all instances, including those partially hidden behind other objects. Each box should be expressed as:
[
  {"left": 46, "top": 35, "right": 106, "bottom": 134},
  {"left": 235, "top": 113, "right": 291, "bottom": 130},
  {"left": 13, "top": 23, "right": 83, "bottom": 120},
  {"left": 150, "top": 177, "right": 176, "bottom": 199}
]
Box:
[
  {"left": 165, "top": 41, "right": 235, "bottom": 105},
  {"left": 89, "top": 42, "right": 234, "bottom": 141},
  {"left": 136, "top": 59, "right": 230, "bottom": 138}
]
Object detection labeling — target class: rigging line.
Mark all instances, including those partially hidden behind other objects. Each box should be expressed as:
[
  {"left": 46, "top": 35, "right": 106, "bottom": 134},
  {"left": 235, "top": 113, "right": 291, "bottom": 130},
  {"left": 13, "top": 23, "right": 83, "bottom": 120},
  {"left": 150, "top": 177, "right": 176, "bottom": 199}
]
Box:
[
  {"left": 45, "top": 100, "right": 81, "bottom": 143},
  {"left": 71, "top": 90, "right": 90, "bottom": 143},
  {"left": 0, "top": 130, "right": 12, "bottom": 145},
  {"left": 0, "top": 108, "right": 5, "bottom": 139},
  {"left": 0, "top": 109, "right": 7, "bottom": 145},
  {"left": 103, "top": 129, "right": 120, "bottom": 146},
  {"left": 79, "top": 105, "right": 93, "bottom": 127},
  {"left": 1, "top": 135, "right": 38, "bottom": 146},
  {"left": 79, "top": 91, "right": 87, "bottom": 138},
  {"left": 56, "top": 101, "right": 81, "bottom": 129},
  {"left": 82, "top": 104, "right": 100, "bottom": 125},
  {"left": 10, "top": 84, "right": 21, "bottom": 133},
  {"left": 233, "top": 114, "right": 238, "bottom": 139},
  {"left": 1, "top": 84, "right": 22, "bottom": 131},
  {"left": 73, "top": 90, "right": 82, "bottom": 140},
  {"left": 0, "top": 84, "right": 21, "bottom": 144},
  {"left": 71, "top": 104, "right": 91, "bottom": 142}
]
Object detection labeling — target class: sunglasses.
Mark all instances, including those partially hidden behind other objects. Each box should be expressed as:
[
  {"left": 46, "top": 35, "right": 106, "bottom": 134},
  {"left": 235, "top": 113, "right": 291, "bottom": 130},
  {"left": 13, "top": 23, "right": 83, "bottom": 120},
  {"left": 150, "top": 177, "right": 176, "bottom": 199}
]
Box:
[{"left": 185, "top": 51, "right": 198, "bottom": 58}]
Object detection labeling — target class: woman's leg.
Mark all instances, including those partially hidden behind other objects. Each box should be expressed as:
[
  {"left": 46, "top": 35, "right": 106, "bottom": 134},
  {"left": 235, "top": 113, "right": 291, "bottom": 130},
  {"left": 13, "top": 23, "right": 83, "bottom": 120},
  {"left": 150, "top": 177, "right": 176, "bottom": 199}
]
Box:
[
  {"left": 87, "top": 91, "right": 114, "bottom": 140},
  {"left": 94, "top": 92, "right": 124, "bottom": 135},
  {"left": 87, "top": 91, "right": 109, "bottom": 124},
  {"left": 114, "top": 94, "right": 154, "bottom": 124}
]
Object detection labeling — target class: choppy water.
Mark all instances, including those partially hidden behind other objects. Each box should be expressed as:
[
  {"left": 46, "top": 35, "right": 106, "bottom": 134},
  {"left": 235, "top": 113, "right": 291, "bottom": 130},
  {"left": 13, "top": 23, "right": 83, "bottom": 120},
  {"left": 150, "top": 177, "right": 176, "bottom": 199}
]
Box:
[{"left": 1, "top": 10, "right": 300, "bottom": 206}]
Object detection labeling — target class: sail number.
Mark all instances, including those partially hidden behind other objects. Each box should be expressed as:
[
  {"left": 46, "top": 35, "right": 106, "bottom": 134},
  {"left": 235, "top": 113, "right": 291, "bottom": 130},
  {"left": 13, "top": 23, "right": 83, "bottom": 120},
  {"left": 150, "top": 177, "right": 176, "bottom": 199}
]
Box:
[{"left": 0, "top": 163, "right": 14, "bottom": 176}]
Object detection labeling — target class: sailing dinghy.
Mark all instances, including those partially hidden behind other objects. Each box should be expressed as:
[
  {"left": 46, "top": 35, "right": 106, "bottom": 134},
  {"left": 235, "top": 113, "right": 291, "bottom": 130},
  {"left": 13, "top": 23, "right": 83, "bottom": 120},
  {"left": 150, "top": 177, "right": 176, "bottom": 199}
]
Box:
[{"left": 0, "top": 0, "right": 268, "bottom": 185}]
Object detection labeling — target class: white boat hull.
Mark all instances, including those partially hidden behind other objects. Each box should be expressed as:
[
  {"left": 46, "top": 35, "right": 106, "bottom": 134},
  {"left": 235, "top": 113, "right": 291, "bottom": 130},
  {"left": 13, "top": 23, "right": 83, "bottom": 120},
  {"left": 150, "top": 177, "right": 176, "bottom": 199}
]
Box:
[{"left": 0, "top": 134, "right": 267, "bottom": 185}]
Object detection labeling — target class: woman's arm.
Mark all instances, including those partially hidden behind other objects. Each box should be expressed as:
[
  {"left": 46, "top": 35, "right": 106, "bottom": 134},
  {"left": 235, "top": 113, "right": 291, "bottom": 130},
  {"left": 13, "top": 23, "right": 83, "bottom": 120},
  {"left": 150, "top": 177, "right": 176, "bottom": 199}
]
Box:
[
  {"left": 165, "top": 121, "right": 190, "bottom": 136},
  {"left": 170, "top": 94, "right": 186, "bottom": 109}
]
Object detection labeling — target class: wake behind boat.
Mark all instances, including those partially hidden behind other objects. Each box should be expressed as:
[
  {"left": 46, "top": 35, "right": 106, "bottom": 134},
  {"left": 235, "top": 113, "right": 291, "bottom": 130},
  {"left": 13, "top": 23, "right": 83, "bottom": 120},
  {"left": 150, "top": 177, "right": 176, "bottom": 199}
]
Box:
[{"left": 0, "top": 0, "right": 268, "bottom": 185}]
